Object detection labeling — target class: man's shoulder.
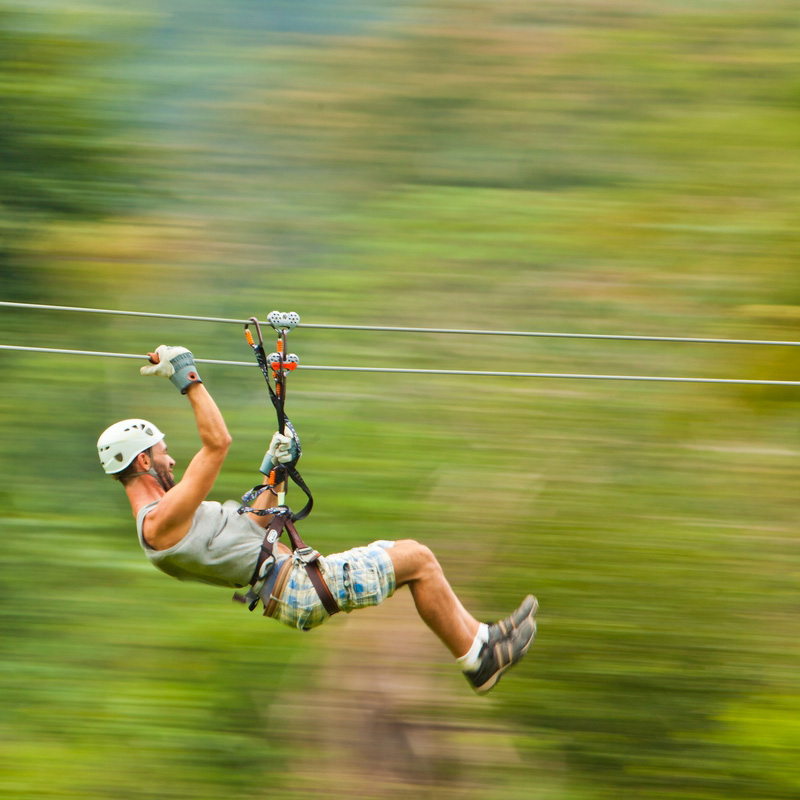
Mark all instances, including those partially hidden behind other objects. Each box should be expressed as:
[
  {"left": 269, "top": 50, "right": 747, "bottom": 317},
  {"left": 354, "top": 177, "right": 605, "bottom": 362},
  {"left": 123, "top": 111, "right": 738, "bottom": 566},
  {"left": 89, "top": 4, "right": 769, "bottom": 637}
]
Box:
[{"left": 136, "top": 498, "right": 160, "bottom": 524}]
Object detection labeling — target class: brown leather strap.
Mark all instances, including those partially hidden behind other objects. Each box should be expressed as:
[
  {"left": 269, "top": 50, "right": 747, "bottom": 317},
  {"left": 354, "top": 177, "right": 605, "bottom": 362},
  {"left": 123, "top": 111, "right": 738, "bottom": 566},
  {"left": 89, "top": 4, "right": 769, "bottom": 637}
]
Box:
[
  {"left": 248, "top": 513, "right": 288, "bottom": 584},
  {"left": 233, "top": 514, "right": 288, "bottom": 607},
  {"left": 304, "top": 560, "right": 340, "bottom": 616},
  {"left": 283, "top": 518, "right": 339, "bottom": 615},
  {"left": 263, "top": 558, "right": 294, "bottom": 618},
  {"left": 283, "top": 518, "right": 308, "bottom": 551}
]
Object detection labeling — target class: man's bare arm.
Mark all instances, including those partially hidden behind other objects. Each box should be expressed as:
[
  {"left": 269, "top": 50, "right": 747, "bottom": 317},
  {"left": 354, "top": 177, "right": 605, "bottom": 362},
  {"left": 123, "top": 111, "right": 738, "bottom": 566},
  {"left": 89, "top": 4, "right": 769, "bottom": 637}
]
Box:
[{"left": 143, "top": 383, "right": 232, "bottom": 548}]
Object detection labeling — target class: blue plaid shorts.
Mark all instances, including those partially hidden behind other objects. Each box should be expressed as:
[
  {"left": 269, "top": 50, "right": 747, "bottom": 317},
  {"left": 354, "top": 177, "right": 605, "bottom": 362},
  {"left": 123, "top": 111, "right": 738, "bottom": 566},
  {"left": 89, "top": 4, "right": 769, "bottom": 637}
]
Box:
[{"left": 265, "top": 540, "right": 396, "bottom": 631}]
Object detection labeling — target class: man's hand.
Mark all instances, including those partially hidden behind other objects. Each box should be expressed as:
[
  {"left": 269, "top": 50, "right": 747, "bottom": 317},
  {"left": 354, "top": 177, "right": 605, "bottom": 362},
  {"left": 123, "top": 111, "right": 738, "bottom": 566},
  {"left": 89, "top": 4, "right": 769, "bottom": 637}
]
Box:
[
  {"left": 260, "top": 429, "right": 300, "bottom": 474},
  {"left": 141, "top": 345, "right": 203, "bottom": 394}
]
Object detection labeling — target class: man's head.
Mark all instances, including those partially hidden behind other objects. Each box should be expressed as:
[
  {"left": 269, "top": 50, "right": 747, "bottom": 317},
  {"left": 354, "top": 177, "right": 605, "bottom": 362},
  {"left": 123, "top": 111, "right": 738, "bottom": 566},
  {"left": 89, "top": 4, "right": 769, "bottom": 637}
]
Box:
[{"left": 97, "top": 419, "right": 174, "bottom": 489}]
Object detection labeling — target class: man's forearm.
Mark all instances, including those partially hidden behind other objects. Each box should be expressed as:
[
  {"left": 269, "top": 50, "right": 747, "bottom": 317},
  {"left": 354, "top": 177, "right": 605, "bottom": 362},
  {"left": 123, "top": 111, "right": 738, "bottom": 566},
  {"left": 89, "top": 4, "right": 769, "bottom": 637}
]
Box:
[{"left": 186, "top": 383, "right": 232, "bottom": 452}]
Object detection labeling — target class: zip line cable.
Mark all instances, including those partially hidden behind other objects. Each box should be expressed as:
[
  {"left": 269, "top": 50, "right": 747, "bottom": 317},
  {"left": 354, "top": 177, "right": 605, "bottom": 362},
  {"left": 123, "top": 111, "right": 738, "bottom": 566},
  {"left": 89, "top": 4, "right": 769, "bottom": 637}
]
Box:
[
  {"left": 2, "top": 344, "right": 799, "bottom": 386},
  {"left": 2, "top": 300, "right": 799, "bottom": 347},
  {"left": 3, "top": 301, "right": 799, "bottom": 385}
]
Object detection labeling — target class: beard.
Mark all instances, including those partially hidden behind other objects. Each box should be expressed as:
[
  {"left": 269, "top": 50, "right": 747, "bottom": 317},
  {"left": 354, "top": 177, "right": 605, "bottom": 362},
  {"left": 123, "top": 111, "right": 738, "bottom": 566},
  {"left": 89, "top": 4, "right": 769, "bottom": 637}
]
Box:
[{"left": 156, "top": 466, "right": 176, "bottom": 491}]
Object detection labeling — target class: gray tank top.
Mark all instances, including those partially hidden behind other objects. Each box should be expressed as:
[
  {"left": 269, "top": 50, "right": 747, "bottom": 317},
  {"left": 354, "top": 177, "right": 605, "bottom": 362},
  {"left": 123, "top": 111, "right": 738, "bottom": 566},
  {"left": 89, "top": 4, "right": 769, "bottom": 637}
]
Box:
[{"left": 136, "top": 499, "right": 265, "bottom": 588}]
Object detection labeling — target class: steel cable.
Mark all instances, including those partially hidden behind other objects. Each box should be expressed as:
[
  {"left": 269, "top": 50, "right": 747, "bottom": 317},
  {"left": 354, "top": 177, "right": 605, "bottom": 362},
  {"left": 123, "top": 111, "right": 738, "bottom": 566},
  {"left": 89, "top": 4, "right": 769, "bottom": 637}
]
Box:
[
  {"left": 2, "top": 301, "right": 799, "bottom": 347},
  {"left": 1, "top": 344, "right": 799, "bottom": 386}
]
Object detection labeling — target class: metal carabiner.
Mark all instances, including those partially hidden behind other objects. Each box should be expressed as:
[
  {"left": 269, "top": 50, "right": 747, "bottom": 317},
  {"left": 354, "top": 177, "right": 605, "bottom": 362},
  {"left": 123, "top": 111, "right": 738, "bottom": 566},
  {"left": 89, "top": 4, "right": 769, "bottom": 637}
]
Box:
[{"left": 245, "top": 316, "right": 265, "bottom": 350}]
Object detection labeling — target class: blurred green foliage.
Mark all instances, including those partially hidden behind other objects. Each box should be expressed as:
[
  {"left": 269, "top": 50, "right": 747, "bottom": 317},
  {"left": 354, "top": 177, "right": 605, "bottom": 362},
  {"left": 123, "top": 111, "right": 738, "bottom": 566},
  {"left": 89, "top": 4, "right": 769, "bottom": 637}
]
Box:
[
  {"left": 1, "top": 0, "right": 800, "bottom": 798},
  {"left": 0, "top": 4, "right": 152, "bottom": 301}
]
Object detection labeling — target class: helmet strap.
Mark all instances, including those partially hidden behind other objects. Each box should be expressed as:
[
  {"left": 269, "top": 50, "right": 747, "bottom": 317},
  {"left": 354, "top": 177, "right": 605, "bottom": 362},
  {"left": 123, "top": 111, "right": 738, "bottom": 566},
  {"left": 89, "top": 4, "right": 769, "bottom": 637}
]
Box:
[
  {"left": 127, "top": 467, "right": 160, "bottom": 480},
  {"left": 128, "top": 466, "right": 172, "bottom": 492}
]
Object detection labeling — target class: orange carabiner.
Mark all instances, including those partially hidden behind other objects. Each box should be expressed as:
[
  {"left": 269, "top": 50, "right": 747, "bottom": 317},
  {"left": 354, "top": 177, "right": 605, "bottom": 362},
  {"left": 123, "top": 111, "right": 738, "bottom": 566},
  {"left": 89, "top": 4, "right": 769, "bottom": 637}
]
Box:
[{"left": 245, "top": 316, "right": 265, "bottom": 349}]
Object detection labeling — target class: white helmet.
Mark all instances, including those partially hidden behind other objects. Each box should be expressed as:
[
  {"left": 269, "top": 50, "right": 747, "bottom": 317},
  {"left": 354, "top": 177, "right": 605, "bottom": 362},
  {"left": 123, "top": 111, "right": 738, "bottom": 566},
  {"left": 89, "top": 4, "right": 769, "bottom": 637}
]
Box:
[{"left": 97, "top": 419, "right": 165, "bottom": 474}]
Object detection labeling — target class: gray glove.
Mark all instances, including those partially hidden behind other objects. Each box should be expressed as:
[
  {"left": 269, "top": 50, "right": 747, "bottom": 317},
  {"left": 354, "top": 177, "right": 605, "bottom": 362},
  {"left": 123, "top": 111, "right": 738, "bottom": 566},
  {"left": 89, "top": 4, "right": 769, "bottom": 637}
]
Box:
[
  {"left": 141, "top": 345, "right": 203, "bottom": 394},
  {"left": 259, "top": 428, "right": 299, "bottom": 475}
]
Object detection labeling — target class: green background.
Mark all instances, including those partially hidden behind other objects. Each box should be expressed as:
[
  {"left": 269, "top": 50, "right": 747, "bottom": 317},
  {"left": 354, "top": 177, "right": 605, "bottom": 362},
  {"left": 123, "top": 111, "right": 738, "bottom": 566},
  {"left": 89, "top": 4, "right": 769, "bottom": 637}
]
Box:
[{"left": 1, "top": 1, "right": 799, "bottom": 797}]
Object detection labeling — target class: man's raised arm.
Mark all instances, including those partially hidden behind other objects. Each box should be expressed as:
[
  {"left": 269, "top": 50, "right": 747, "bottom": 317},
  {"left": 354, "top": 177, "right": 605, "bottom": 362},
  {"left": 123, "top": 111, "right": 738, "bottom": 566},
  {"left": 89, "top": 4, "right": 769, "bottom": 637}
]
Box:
[{"left": 140, "top": 345, "right": 232, "bottom": 549}]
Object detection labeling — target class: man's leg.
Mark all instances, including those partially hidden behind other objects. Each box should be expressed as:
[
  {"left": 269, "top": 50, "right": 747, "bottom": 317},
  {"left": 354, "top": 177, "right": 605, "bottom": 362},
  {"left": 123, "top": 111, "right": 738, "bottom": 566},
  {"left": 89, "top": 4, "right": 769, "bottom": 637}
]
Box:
[
  {"left": 386, "top": 538, "right": 537, "bottom": 694},
  {"left": 387, "top": 538, "right": 482, "bottom": 657}
]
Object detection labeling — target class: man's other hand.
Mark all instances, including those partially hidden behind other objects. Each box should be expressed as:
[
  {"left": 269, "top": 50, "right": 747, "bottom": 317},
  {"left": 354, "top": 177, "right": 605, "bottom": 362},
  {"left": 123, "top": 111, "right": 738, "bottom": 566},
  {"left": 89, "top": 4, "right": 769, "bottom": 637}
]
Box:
[{"left": 260, "top": 429, "right": 299, "bottom": 474}]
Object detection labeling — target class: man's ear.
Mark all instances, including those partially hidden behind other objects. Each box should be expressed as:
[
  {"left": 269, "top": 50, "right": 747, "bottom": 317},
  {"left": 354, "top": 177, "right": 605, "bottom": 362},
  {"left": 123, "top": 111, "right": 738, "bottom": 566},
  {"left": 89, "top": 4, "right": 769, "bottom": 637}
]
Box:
[{"left": 136, "top": 450, "right": 152, "bottom": 471}]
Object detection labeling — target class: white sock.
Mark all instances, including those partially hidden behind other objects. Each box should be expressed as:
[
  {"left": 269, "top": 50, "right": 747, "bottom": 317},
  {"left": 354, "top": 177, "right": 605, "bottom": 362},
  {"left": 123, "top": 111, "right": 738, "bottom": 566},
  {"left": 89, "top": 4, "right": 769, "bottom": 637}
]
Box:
[{"left": 457, "top": 623, "right": 489, "bottom": 671}]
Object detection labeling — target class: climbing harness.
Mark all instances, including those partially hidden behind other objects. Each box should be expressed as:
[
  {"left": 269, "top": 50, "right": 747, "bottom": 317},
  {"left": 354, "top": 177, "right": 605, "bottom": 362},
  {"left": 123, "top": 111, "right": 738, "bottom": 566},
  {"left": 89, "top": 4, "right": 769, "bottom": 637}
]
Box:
[{"left": 233, "top": 311, "right": 339, "bottom": 620}]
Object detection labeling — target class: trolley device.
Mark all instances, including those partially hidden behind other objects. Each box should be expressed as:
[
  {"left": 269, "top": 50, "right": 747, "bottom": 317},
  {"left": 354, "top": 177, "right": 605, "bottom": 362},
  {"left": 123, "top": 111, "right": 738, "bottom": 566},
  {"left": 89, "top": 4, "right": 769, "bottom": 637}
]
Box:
[{"left": 234, "top": 311, "right": 340, "bottom": 619}]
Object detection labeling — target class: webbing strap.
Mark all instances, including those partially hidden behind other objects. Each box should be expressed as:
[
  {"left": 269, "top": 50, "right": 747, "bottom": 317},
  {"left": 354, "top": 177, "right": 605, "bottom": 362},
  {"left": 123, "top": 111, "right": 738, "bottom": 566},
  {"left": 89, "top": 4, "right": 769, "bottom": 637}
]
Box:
[{"left": 246, "top": 318, "right": 313, "bottom": 521}]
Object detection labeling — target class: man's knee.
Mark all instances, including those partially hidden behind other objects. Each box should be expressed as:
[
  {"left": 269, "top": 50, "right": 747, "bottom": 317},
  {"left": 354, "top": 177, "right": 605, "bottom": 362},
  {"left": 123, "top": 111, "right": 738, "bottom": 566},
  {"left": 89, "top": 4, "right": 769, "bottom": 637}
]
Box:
[
  {"left": 395, "top": 538, "right": 434, "bottom": 559},
  {"left": 393, "top": 539, "right": 441, "bottom": 580}
]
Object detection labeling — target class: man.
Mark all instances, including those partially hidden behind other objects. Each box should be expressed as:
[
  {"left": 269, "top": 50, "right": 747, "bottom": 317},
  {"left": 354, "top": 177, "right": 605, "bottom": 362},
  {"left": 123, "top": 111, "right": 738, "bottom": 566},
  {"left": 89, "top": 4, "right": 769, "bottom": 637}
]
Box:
[{"left": 97, "top": 345, "right": 537, "bottom": 694}]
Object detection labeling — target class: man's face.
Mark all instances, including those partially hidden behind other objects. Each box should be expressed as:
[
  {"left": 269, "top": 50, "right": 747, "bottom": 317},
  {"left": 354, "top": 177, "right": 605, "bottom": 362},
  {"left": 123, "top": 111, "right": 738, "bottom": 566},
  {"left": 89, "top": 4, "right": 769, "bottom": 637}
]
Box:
[{"left": 150, "top": 440, "right": 176, "bottom": 491}]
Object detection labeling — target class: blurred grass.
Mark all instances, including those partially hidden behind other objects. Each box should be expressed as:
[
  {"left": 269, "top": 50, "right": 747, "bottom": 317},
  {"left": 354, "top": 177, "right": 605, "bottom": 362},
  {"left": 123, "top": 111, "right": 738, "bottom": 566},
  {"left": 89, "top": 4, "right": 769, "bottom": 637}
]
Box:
[{"left": 2, "top": 0, "right": 800, "bottom": 798}]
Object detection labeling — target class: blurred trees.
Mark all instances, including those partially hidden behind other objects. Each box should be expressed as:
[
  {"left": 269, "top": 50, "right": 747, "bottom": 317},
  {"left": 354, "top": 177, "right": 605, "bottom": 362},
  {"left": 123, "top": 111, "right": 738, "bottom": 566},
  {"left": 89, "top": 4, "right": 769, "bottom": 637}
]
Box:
[
  {"left": 240, "top": 0, "right": 800, "bottom": 378},
  {"left": 2, "top": 1, "right": 800, "bottom": 799},
  {"left": 0, "top": 4, "right": 146, "bottom": 299}
]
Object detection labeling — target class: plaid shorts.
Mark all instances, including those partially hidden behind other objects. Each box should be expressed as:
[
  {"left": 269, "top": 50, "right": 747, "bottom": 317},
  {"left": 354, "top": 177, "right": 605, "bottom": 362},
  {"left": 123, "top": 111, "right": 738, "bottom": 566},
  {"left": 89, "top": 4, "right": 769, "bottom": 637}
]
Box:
[{"left": 264, "top": 540, "right": 396, "bottom": 631}]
